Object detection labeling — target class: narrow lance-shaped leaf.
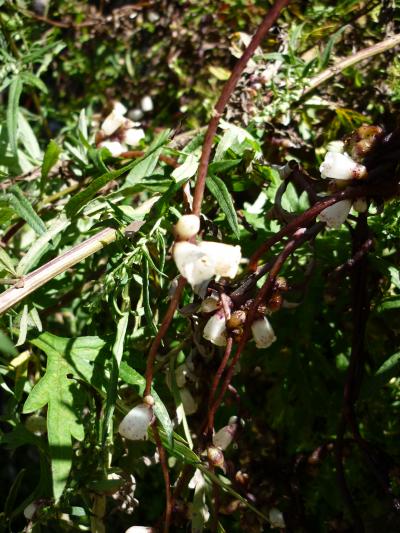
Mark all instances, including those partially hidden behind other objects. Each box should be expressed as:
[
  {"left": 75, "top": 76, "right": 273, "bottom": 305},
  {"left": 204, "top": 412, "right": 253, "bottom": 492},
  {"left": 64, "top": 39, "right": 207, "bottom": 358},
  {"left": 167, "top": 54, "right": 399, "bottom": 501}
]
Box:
[
  {"left": 7, "top": 185, "right": 47, "bottom": 236},
  {"left": 7, "top": 76, "right": 23, "bottom": 155},
  {"left": 206, "top": 174, "right": 240, "bottom": 239},
  {"left": 42, "top": 140, "right": 61, "bottom": 181}
]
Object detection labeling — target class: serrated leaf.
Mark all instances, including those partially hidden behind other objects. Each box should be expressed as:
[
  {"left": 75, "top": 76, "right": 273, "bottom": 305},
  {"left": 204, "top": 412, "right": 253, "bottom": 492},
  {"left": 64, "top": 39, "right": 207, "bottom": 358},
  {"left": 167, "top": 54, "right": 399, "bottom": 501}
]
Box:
[
  {"left": 42, "top": 140, "right": 61, "bottom": 181},
  {"left": 7, "top": 76, "right": 23, "bottom": 155},
  {"left": 119, "top": 361, "right": 174, "bottom": 446},
  {"left": 206, "top": 174, "right": 240, "bottom": 239},
  {"left": 23, "top": 333, "right": 107, "bottom": 500},
  {"left": 7, "top": 185, "right": 46, "bottom": 236}
]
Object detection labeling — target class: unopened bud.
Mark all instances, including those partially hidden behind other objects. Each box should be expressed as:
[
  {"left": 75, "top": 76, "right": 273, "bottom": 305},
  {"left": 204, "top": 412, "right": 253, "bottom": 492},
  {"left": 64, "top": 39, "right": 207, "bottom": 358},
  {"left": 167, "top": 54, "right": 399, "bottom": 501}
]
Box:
[
  {"left": 143, "top": 395, "right": 155, "bottom": 406},
  {"left": 207, "top": 446, "right": 225, "bottom": 468},
  {"left": 226, "top": 310, "right": 246, "bottom": 331},
  {"left": 174, "top": 214, "right": 200, "bottom": 240},
  {"left": 213, "top": 421, "right": 238, "bottom": 450},
  {"left": 119, "top": 404, "right": 153, "bottom": 441}
]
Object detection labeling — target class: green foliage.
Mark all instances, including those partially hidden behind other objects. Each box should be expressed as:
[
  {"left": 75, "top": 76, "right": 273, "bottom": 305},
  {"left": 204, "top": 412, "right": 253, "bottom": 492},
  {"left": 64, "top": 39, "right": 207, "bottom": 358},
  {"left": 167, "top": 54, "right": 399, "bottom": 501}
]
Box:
[{"left": 0, "top": 1, "right": 399, "bottom": 532}]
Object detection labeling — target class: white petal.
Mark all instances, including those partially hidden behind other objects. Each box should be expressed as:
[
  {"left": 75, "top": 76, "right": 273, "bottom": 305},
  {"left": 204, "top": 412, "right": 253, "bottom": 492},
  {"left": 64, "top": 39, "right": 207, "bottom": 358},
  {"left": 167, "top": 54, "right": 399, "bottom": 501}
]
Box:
[
  {"left": 197, "top": 241, "right": 241, "bottom": 278},
  {"left": 203, "top": 312, "right": 227, "bottom": 346},
  {"left": 269, "top": 508, "right": 285, "bottom": 529},
  {"left": 213, "top": 422, "right": 238, "bottom": 450},
  {"left": 174, "top": 214, "right": 200, "bottom": 240},
  {"left": 24, "top": 502, "right": 37, "bottom": 520},
  {"left": 251, "top": 317, "right": 276, "bottom": 348},
  {"left": 99, "top": 141, "right": 125, "bottom": 157},
  {"left": 325, "top": 140, "right": 345, "bottom": 154},
  {"left": 125, "top": 526, "right": 154, "bottom": 533},
  {"left": 173, "top": 242, "right": 216, "bottom": 287},
  {"left": 113, "top": 102, "right": 127, "bottom": 115},
  {"left": 319, "top": 151, "right": 367, "bottom": 181},
  {"left": 101, "top": 110, "right": 126, "bottom": 136},
  {"left": 141, "top": 96, "right": 154, "bottom": 112},
  {"left": 318, "top": 199, "right": 352, "bottom": 228},
  {"left": 123, "top": 128, "right": 145, "bottom": 146},
  {"left": 118, "top": 404, "right": 153, "bottom": 441}
]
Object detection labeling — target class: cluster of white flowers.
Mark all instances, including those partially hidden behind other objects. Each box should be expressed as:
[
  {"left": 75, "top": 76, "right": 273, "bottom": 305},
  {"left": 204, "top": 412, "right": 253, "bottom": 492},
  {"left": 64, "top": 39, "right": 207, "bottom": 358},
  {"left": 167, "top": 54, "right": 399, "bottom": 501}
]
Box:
[
  {"left": 98, "top": 102, "right": 145, "bottom": 157},
  {"left": 318, "top": 141, "right": 368, "bottom": 228}
]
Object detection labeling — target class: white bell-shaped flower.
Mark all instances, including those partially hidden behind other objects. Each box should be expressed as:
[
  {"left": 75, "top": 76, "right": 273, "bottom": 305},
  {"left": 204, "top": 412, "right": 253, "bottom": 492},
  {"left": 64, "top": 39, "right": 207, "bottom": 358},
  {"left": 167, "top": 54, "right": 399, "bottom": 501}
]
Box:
[
  {"left": 325, "top": 140, "right": 345, "bottom": 154},
  {"left": 213, "top": 420, "right": 238, "bottom": 450},
  {"left": 197, "top": 241, "right": 241, "bottom": 278},
  {"left": 173, "top": 241, "right": 216, "bottom": 287},
  {"left": 251, "top": 316, "right": 276, "bottom": 349},
  {"left": 99, "top": 141, "right": 125, "bottom": 157},
  {"left": 174, "top": 214, "right": 200, "bottom": 240},
  {"left": 318, "top": 199, "right": 352, "bottom": 228},
  {"left": 203, "top": 311, "right": 227, "bottom": 346},
  {"left": 320, "top": 151, "right": 367, "bottom": 180},
  {"left": 269, "top": 508, "right": 285, "bottom": 529},
  {"left": 199, "top": 295, "right": 220, "bottom": 313},
  {"left": 123, "top": 128, "right": 145, "bottom": 147},
  {"left": 118, "top": 404, "right": 153, "bottom": 441}
]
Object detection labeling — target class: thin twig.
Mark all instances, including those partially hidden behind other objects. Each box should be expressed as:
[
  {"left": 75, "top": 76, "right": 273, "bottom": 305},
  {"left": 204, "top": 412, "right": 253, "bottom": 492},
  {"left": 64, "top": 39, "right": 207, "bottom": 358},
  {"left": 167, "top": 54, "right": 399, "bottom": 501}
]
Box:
[
  {"left": 304, "top": 33, "right": 400, "bottom": 96},
  {"left": 191, "top": 0, "right": 291, "bottom": 215},
  {"left": 152, "top": 421, "right": 172, "bottom": 533}
]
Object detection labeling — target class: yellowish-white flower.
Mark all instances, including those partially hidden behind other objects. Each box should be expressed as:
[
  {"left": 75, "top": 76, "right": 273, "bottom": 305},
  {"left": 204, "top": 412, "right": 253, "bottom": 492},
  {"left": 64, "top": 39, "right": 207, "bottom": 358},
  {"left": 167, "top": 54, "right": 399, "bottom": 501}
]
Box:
[
  {"left": 101, "top": 108, "right": 126, "bottom": 137},
  {"left": 203, "top": 311, "right": 227, "bottom": 346},
  {"left": 141, "top": 95, "right": 154, "bottom": 112},
  {"left": 118, "top": 404, "right": 153, "bottom": 441},
  {"left": 174, "top": 214, "right": 200, "bottom": 240},
  {"left": 213, "top": 419, "right": 238, "bottom": 450},
  {"left": 199, "top": 295, "right": 220, "bottom": 313},
  {"left": 325, "top": 140, "right": 345, "bottom": 154},
  {"left": 173, "top": 241, "right": 216, "bottom": 287},
  {"left": 125, "top": 527, "right": 155, "bottom": 533},
  {"left": 318, "top": 199, "right": 352, "bottom": 228},
  {"left": 251, "top": 316, "right": 276, "bottom": 348},
  {"left": 320, "top": 151, "right": 367, "bottom": 181},
  {"left": 269, "top": 508, "right": 285, "bottom": 529}
]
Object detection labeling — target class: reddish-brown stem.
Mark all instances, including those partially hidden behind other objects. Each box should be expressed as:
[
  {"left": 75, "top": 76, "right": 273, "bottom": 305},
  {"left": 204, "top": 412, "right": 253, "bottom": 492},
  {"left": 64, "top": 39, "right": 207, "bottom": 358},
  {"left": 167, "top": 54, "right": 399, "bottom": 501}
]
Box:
[
  {"left": 152, "top": 420, "right": 172, "bottom": 533},
  {"left": 144, "top": 277, "right": 186, "bottom": 396},
  {"left": 248, "top": 186, "right": 377, "bottom": 270},
  {"left": 191, "top": 0, "right": 291, "bottom": 216},
  {"left": 208, "top": 224, "right": 323, "bottom": 422}
]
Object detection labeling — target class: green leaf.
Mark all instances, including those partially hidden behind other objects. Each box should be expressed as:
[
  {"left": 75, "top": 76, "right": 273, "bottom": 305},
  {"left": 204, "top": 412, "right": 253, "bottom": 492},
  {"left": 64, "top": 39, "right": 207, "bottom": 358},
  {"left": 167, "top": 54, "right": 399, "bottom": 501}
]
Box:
[
  {"left": 42, "top": 140, "right": 61, "bottom": 181},
  {"left": 376, "top": 296, "right": 400, "bottom": 312},
  {"left": 119, "top": 361, "right": 174, "bottom": 446},
  {"left": 7, "top": 76, "right": 23, "bottom": 154},
  {"left": 171, "top": 153, "right": 198, "bottom": 182},
  {"left": 375, "top": 351, "right": 400, "bottom": 382},
  {"left": 208, "top": 159, "right": 241, "bottom": 174},
  {"left": 23, "top": 333, "right": 107, "bottom": 500},
  {"left": 66, "top": 130, "right": 170, "bottom": 216},
  {"left": 0, "top": 246, "right": 16, "bottom": 275},
  {"left": 206, "top": 174, "right": 240, "bottom": 239},
  {"left": 7, "top": 185, "right": 47, "bottom": 236},
  {"left": 18, "top": 112, "right": 42, "bottom": 161},
  {"left": 319, "top": 26, "right": 346, "bottom": 69},
  {"left": 0, "top": 329, "right": 17, "bottom": 356},
  {"left": 125, "top": 130, "right": 170, "bottom": 187}
]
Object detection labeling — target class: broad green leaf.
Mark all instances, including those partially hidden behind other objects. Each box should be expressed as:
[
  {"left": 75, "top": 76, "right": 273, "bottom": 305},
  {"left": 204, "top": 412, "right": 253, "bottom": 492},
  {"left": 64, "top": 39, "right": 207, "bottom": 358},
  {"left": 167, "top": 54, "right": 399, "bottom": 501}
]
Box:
[
  {"left": 7, "top": 76, "right": 23, "bottom": 154},
  {"left": 7, "top": 185, "right": 47, "bottom": 236},
  {"left": 41, "top": 140, "right": 61, "bottom": 181},
  {"left": 23, "top": 333, "right": 107, "bottom": 500},
  {"left": 119, "top": 361, "right": 174, "bottom": 446},
  {"left": 206, "top": 174, "right": 240, "bottom": 239}
]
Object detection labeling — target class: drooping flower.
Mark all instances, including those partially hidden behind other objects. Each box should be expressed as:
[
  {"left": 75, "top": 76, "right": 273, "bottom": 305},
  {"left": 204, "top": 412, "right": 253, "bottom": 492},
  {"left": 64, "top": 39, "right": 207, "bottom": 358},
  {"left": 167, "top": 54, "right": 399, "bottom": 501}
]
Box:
[
  {"left": 197, "top": 241, "right": 241, "bottom": 278},
  {"left": 99, "top": 140, "right": 125, "bottom": 157},
  {"left": 118, "top": 404, "right": 153, "bottom": 441},
  {"left": 141, "top": 96, "right": 154, "bottom": 112},
  {"left": 213, "top": 417, "right": 238, "bottom": 450},
  {"left": 251, "top": 316, "right": 276, "bottom": 349},
  {"left": 123, "top": 127, "right": 145, "bottom": 147},
  {"left": 318, "top": 199, "right": 352, "bottom": 229},
  {"left": 173, "top": 241, "right": 216, "bottom": 288},
  {"left": 203, "top": 311, "right": 227, "bottom": 346},
  {"left": 320, "top": 151, "right": 367, "bottom": 181},
  {"left": 101, "top": 107, "right": 127, "bottom": 137},
  {"left": 125, "top": 527, "right": 155, "bottom": 533}
]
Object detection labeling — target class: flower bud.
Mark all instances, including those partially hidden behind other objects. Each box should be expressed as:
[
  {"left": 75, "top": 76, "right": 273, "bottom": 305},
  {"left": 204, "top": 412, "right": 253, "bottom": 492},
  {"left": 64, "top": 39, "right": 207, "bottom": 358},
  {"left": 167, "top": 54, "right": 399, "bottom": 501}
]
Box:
[
  {"left": 203, "top": 312, "right": 227, "bottom": 346},
  {"left": 353, "top": 197, "right": 368, "bottom": 213},
  {"left": 141, "top": 96, "right": 154, "bottom": 112},
  {"left": 174, "top": 214, "right": 200, "bottom": 240},
  {"left": 318, "top": 199, "right": 352, "bottom": 228},
  {"left": 197, "top": 241, "right": 241, "bottom": 278},
  {"left": 128, "top": 108, "right": 144, "bottom": 121},
  {"left": 173, "top": 241, "right": 215, "bottom": 288},
  {"left": 213, "top": 421, "right": 238, "bottom": 450},
  {"left": 143, "top": 394, "right": 155, "bottom": 406},
  {"left": 207, "top": 446, "right": 225, "bottom": 468},
  {"left": 199, "top": 295, "right": 220, "bottom": 313},
  {"left": 251, "top": 317, "right": 276, "bottom": 349},
  {"left": 118, "top": 404, "right": 153, "bottom": 441},
  {"left": 320, "top": 151, "right": 367, "bottom": 180},
  {"left": 226, "top": 310, "right": 246, "bottom": 330}
]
